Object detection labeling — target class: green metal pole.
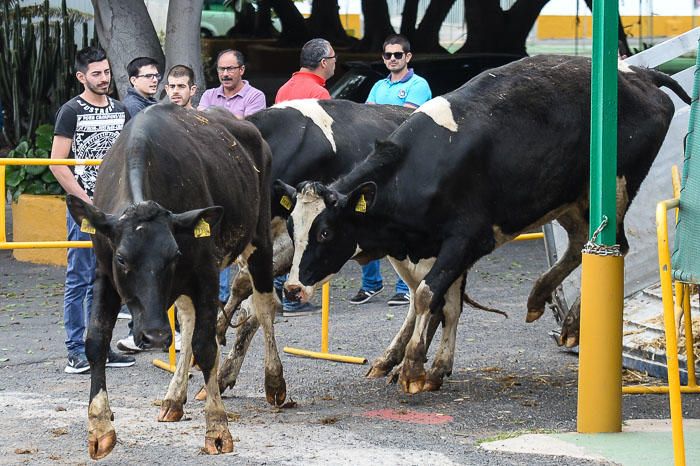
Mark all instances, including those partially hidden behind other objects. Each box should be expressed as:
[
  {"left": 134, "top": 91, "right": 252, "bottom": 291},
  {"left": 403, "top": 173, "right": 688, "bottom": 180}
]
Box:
[
  {"left": 589, "top": 0, "right": 618, "bottom": 244},
  {"left": 577, "top": 0, "right": 623, "bottom": 434}
]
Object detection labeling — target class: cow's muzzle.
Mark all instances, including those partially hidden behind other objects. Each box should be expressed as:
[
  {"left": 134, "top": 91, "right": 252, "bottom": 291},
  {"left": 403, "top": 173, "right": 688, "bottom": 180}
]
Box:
[
  {"left": 135, "top": 327, "right": 172, "bottom": 349},
  {"left": 283, "top": 282, "right": 314, "bottom": 303}
]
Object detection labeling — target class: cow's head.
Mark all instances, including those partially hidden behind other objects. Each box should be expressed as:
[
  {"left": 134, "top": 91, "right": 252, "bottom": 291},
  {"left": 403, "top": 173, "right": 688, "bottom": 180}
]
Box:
[
  {"left": 272, "top": 179, "right": 377, "bottom": 303},
  {"left": 66, "top": 195, "right": 223, "bottom": 348}
]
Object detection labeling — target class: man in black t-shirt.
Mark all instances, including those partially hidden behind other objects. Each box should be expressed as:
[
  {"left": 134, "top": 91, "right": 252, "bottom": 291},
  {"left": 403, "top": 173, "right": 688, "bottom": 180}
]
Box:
[{"left": 50, "top": 46, "right": 135, "bottom": 374}]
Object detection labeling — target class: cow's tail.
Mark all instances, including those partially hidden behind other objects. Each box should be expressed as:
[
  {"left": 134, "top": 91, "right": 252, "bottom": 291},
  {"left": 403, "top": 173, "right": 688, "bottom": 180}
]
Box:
[
  {"left": 647, "top": 68, "right": 692, "bottom": 104},
  {"left": 462, "top": 292, "right": 508, "bottom": 319}
]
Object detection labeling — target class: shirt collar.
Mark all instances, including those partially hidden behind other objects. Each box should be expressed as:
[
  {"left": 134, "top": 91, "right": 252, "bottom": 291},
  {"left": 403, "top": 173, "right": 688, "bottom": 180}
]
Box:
[
  {"left": 385, "top": 68, "right": 415, "bottom": 84},
  {"left": 214, "top": 80, "right": 250, "bottom": 99},
  {"left": 292, "top": 71, "right": 326, "bottom": 87}
]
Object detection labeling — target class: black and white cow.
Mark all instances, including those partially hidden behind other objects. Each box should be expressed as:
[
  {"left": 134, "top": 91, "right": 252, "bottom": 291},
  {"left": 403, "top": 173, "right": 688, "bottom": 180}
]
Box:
[
  {"left": 66, "top": 104, "right": 283, "bottom": 459},
  {"left": 277, "top": 55, "right": 691, "bottom": 394},
  {"left": 213, "top": 100, "right": 412, "bottom": 393}
]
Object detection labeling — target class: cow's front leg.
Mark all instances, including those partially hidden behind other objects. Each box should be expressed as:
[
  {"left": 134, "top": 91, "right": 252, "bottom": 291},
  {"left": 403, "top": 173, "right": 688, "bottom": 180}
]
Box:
[
  {"left": 86, "top": 274, "right": 120, "bottom": 459},
  {"left": 400, "top": 235, "right": 491, "bottom": 394},
  {"left": 159, "top": 296, "right": 195, "bottom": 422},
  {"left": 193, "top": 301, "right": 234, "bottom": 455},
  {"left": 424, "top": 277, "right": 464, "bottom": 391}
]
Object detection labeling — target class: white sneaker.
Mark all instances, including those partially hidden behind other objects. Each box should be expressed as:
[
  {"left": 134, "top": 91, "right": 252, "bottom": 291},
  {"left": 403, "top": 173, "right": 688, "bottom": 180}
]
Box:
[{"left": 116, "top": 334, "right": 144, "bottom": 353}]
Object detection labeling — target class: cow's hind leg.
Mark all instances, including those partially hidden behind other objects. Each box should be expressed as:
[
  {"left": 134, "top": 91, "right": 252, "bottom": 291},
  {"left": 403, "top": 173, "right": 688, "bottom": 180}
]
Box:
[
  {"left": 216, "top": 264, "right": 252, "bottom": 346},
  {"left": 218, "top": 297, "right": 260, "bottom": 393},
  {"left": 526, "top": 207, "right": 588, "bottom": 323},
  {"left": 159, "top": 296, "right": 195, "bottom": 422},
  {"left": 247, "top": 238, "right": 286, "bottom": 406},
  {"left": 86, "top": 274, "right": 120, "bottom": 459}
]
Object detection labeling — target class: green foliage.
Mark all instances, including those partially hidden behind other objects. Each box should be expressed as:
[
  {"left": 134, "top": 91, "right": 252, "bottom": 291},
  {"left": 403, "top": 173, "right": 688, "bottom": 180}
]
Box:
[
  {"left": 0, "top": 0, "right": 95, "bottom": 146},
  {"left": 5, "top": 124, "right": 64, "bottom": 202}
]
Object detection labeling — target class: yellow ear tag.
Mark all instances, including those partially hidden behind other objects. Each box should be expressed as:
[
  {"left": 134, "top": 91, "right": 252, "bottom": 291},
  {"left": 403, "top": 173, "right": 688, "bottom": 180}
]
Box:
[
  {"left": 80, "top": 218, "right": 96, "bottom": 234},
  {"left": 194, "top": 218, "right": 211, "bottom": 238},
  {"left": 355, "top": 194, "right": 367, "bottom": 213},
  {"left": 280, "top": 195, "right": 292, "bottom": 211}
]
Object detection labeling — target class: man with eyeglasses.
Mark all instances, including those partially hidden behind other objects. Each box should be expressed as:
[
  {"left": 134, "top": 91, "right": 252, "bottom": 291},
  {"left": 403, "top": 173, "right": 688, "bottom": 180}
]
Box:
[
  {"left": 275, "top": 38, "right": 336, "bottom": 103},
  {"left": 350, "top": 34, "right": 432, "bottom": 308},
  {"left": 123, "top": 56, "right": 161, "bottom": 118},
  {"left": 197, "top": 49, "right": 266, "bottom": 118}
]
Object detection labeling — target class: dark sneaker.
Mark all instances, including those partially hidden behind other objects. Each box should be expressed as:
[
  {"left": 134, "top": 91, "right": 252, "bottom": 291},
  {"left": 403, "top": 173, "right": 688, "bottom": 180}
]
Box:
[
  {"left": 282, "top": 302, "right": 321, "bottom": 317},
  {"left": 106, "top": 348, "right": 136, "bottom": 368},
  {"left": 387, "top": 292, "right": 410, "bottom": 306},
  {"left": 349, "top": 286, "right": 384, "bottom": 305},
  {"left": 65, "top": 353, "right": 90, "bottom": 374},
  {"left": 116, "top": 334, "right": 145, "bottom": 353}
]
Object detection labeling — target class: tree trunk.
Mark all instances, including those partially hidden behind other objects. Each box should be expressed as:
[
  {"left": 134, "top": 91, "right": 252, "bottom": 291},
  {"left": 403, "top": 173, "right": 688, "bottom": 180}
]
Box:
[
  {"left": 255, "top": 0, "right": 278, "bottom": 38},
  {"left": 91, "top": 0, "right": 164, "bottom": 99},
  {"left": 164, "top": 0, "right": 204, "bottom": 105},
  {"left": 458, "top": 0, "right": 548, "bottom": 55},
  {"left": 269, "top": 0, "right": 310, "bottom": 45},
  {"left": 307, "top": 0, "right": 357, "bottom": 46},
  {"left": 356, "top": 0, "right": 394, "bottom": 52},
  {"left": 412, "top": 0, "right": 456, "bottom": 53},
  {"left": 400, "top": 0, "right": 419, "bottom": 39},
  {"left": 583, "top": 0, "right": 632, "bottom": 57}
]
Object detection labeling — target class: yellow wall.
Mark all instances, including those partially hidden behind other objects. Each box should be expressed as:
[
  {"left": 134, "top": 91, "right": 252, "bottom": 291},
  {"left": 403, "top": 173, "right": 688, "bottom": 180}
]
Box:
[
  {"left": 12, "top": 194, "right": 67, "bottom": 266},
  {"left": 537, "top": 16, "right": 698, "bottom": 40}
]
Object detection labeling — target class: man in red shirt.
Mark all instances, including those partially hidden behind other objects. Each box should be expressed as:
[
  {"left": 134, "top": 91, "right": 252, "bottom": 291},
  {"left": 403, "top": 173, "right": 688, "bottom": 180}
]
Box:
[{"left": 275, "top": 38, "right": 336, "bottom": 103}]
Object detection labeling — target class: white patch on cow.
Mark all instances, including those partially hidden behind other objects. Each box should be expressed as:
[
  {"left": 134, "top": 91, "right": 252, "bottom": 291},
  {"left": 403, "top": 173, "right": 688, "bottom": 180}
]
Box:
[
  {"left": 286, "top": 185, "right": 331, "bottom": 301},
  {"left": 618, "top": 60, "right": 634, "bottom": 73},
  {"left": 135, "top": 225, "right": 144, "bottom": 231},
  {"left": 273, "top": 99, "right": 337, "bottom": 153},
  {"left": 415, "top": 97, "right": 458, "bottom": 133}
]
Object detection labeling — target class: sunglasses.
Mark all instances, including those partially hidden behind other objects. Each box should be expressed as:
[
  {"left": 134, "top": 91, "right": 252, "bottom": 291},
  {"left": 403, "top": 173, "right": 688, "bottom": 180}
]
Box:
[{"left": 382, "top": 52, "right": 405, "bottom": 60}]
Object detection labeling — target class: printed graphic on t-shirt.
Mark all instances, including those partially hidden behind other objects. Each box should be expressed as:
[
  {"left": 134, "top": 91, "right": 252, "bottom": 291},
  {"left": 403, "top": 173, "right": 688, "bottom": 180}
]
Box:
[{"left": 65, "top": 98, "right": 126, "bottom": 196}]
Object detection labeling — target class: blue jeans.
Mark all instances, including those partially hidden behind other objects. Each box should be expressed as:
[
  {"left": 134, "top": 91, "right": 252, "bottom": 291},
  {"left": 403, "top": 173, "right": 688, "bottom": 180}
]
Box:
[
  {"left": 219, "top": 266, "right": 231, "bottom": 303},
  {"left": 362, "top": 260, "right": 408, "bottom": 294},
  {"left": 63, "top": 212, "right": 95, "bottom": 355}
]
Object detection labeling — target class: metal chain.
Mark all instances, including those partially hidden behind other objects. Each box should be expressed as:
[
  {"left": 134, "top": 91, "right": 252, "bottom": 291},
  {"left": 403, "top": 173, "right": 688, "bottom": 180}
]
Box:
[{"left": 582, "top": 215, "right": 622, "bottom": 256}]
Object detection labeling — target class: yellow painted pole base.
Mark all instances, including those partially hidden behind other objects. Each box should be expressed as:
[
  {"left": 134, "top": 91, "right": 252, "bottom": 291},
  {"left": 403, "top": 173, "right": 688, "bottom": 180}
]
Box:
[
  {"left": 152, "top": 305, "right": 177, "bottom": 374},
  {"left": 283, "top": 346, "right": 367, "bottom": 365},
  {"left": 577, "top": 252, "right": 624, "bottom": 433}
]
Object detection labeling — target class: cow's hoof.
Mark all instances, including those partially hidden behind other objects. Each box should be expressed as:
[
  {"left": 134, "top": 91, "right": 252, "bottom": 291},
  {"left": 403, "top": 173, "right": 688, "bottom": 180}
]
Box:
[
  {"left": 423, "top": 372, "right": 443, "bottom": 392},
  {"left": 366, "top": 357, "right": 394, "bottom": 378},
  {"left": 526, "top": 308, "right": 544, "bottom": 323},
  {"left": 400, "top": 375, "right": 426, "bottom": 394},
  {"left": 195, "top": 386, "right": 208, "bottom": 401},
  {"left": 204, "top": 428, "right": 234, "bottom": 454},
  {"left": 88, "top": 429, "right": 116, "bottom": 460},
  {"left": 158, "top": 399, "right": 184, "bottom": 422},
  {"left": 565, "top": 335, "right": 578, "bottom": 348},
  {"left": 264, "top": 373, "right": 287, "bottom": 406}
]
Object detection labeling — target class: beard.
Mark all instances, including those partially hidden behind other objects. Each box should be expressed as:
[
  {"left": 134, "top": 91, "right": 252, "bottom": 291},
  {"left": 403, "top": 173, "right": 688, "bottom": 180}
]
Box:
[{"left": 86, "top": 80, "right": 110, "bottom": 95}]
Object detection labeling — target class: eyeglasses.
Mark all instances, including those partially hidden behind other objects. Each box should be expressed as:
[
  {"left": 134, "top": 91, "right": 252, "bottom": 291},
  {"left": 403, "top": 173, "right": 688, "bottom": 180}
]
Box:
[
  {"left": 382, "top": 52, "right": 405, "bottom": 60},
  {"left": 323, "top": 55, "right": 337, "bottom": 61},
  {"left": 137, "top": 73, "right": 161, "bottom": 80},
  {"left": 217, "top": 65, "right": 242, "bottom": 73}
]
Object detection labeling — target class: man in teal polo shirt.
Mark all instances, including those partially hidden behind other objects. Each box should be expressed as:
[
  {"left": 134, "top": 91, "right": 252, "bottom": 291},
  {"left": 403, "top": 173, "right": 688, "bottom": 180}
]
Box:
[{"left": 350, "top": 34, "right": 432, "bottom": 307}]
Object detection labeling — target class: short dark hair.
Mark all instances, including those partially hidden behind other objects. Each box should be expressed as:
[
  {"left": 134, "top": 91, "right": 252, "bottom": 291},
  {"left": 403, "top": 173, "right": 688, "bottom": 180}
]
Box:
[
  {"left": 75, "top": 46, "right": 108, "bottom": 73},
  {"left": 167, "top": 65, "right": 195, "bottom": 87},
  {"left": 216, "top": 49, "right": 245, "bottom": 67},
  {"left": 127, "top": 56, "right": 160, "bottom": 80},
  {"left": 383, "top": 34, "right": 411, "bottom": 54},
  {"left": 300, "top": 38, "right": 332, "bottom": 69}
]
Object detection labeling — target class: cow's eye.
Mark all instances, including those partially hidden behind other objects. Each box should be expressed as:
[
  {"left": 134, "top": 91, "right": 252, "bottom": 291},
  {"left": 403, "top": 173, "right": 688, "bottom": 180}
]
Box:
[
  {"left": 317, "top": 228, "right": 333, "bottom": 243},
  {"left": 115, "top": 254, "right": 126, "bottom": 267}
]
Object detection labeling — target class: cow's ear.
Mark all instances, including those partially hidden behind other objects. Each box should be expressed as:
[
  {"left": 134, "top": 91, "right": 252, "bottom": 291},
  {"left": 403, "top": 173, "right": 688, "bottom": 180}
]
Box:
[
  {"left": 66, "top": 194, "right": 116, "bottom": 238},
  {"left": 345, "top": 182, "right": 377, "bottom": 216},
  {"left": 272, "top": 179, "right": 297, "bottom": 217},
  {"left": 172, "top": 206, "right": 224, "bottom": 238}
]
